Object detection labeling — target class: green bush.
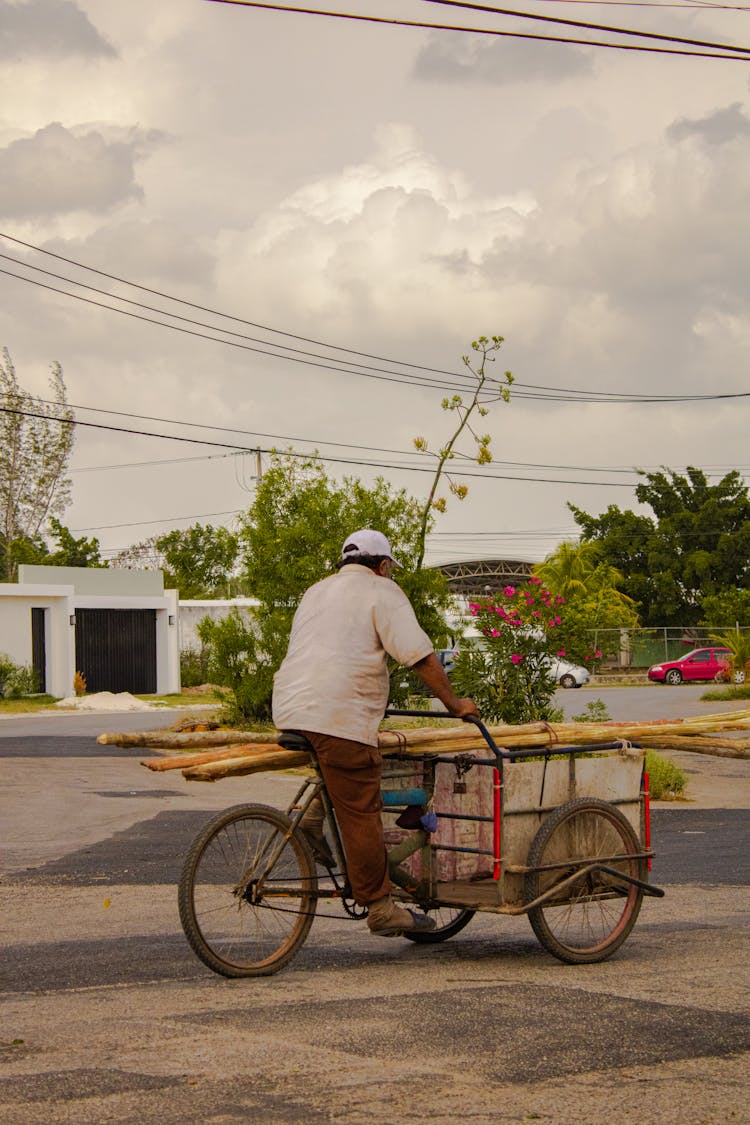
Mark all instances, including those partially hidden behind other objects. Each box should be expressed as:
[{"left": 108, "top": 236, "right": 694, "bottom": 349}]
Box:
[
  {"left": 645, "top": 750, "right": 687, "bottom": 800},
  {"left": 701, "top": 683, "right": 750, "bottom": 702},
  {"left": 571, "top": 699, "right": 611, "bottom": 723},
  {"left": 179, "top": 646, "right": 212, "bottom": 688},
  {"left": 196, "top": 609, "right": 288, "bottom": 725},
  {"left": 449, "top": 584, "right": 570, "bottom": 724},
  {"left": 0, "top": 653, "right": 39, "bottom": 698}
]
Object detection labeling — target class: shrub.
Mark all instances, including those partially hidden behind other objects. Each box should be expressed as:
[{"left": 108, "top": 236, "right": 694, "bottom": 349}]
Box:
[
  {"left": 571, "top": 699, "right": 611, "bottom": 723},
  {"left": 196, "top": 609, "right": 288, "bottom": 725},
  {"left": 0, "top": 653, "right": 39, "bottom": 698},
  {"left": 701, "top": 683, "right": 750, "bottom": 702},
  {"left": 180, "top": 646, "right": 212, "bottom": 688},
  {"left": 449, "top": 581, "right": 571, "bottom": 724},
  {"left": 645, "top": 750, "right": 687, "bottom": 800}
]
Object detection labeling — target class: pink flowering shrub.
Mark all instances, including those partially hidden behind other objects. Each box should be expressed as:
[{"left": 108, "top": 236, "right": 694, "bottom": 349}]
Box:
[{"left": 452, "top": 584, "right": 569, "bottom": 724}]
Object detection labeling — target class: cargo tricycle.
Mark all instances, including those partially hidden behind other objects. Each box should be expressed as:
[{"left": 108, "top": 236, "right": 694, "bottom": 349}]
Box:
[{"left": 178, "top": 712, "right": 664, "bottom": 977}]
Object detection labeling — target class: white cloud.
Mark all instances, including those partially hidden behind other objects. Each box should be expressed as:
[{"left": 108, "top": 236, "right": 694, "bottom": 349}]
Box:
[
  {"left": 1, "top": 5, "right": 749, "bottom": 556},
  {"left": 0, "top": 0, "right": 115, "bottom": 59},
  {"left": 413, "top": 30, "right": 594, "bottom": 85},
  {"left": 0, "top": 123, "right": 160, "bottom": 218}
]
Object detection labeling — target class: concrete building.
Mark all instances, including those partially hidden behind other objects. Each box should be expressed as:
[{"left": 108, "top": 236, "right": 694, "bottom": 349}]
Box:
[{"left": 0, "top": 565, "right": 180, "bottom": 698}]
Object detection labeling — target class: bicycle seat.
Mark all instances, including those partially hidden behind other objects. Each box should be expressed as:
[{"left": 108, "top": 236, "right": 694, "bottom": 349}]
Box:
[{"left": 278, "top": 731, "right": 316, "bottom": 754}]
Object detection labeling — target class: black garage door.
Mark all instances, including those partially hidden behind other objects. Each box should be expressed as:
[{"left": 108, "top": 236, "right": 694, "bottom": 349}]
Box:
[{"left": 75, "top": 608, "right": 157, "bottom": 694}]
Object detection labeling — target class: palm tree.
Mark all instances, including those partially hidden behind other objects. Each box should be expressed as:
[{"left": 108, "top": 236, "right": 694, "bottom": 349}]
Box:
[
  {"left": 709, "top": 626, "right": 750, "bottom": 685},
  {"left": 533, "top": 541, "right": 638, "bottom": 624}
]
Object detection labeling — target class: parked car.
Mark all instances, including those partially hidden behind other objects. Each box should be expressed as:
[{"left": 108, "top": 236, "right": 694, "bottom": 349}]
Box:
[
  {"left": 437, "top": 648, "right": 459, "bottom": 674},
  {"left": 647, "top": 647, "right": 732, "bottom": 685},
  {"left": 546, "top": 657, "right": 590, "bottom": 689}
]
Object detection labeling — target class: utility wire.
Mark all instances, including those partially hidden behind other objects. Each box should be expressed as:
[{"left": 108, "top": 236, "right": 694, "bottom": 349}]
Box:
[
  {"left": 205, "top": 0, "right": 750, "bottom": 60},
  {"left": 523, "top": 0, "right": 750, "bottom": 8},
  {"left": 0, "top": 232, "right": 472, "bottom": 383},
  {"left": 420, "top": 0, "right": 750, "bottom": 53},
  {"left": 3, "top": 234, "right": 748, "bottom": 404},
  {"left": 0, "top": 404, "right": 638, "bottom": 486},
  {"left": 0, "top": 267, "right": 479, "bottom": 394},
  {"left": 4, "top": 266, "right": 749, "bottom": 404},
  {"left": 0, "top": 252, "right": 483, "bottom": 393},
  {"left": 18, "top": 395, "right": 750, "bottom": 477}
]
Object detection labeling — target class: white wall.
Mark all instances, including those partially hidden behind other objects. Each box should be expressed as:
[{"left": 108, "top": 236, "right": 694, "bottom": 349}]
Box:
[{"left": 178, "top": 598, "right": 260, "bottom": 651}]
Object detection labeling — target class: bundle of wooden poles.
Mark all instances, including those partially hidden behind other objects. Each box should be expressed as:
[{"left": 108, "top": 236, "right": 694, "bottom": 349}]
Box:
[{"left": 94, "top": 709, "right": 750, "bottom": 782}]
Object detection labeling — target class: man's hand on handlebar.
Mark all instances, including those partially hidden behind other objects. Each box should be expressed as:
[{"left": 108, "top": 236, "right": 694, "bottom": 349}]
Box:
[
  {"left": 450, "top": 697, "right": 480, "bottom": 719},
  {"left": 411, "top": 652, "right": 479, "bottom": 719}
]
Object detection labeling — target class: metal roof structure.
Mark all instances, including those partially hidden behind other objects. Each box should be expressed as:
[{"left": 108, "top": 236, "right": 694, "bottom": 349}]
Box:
[{"left": 434, "top": 558, "right": 535, "bottom": 596}]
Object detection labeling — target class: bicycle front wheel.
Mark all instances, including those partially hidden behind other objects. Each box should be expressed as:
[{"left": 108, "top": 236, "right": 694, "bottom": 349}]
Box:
[
  {"left": 404, "top": 906, "right": 475, "bottom": 944},
  {"left": 524, "top": 798, "right": 645, "bottom": 965},
  {"left": 178, "top": 803, "right": 317, "bottom": 978}
]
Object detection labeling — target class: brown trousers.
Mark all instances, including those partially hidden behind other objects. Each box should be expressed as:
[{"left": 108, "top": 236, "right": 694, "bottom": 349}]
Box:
[{"left": 300, "top": 730, "right": 391, "bottom": 905}]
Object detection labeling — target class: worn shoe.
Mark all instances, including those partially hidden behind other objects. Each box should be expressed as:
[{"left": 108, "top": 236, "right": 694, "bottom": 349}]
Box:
[{"left": 366, "top": 896, "right": 437, "bottom": 937}]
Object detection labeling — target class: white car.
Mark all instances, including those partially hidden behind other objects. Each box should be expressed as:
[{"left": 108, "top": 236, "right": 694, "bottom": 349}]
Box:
[
  {"left": 439, "top": 648, "right": 589, "bottom": 689},
  {"left": 546, "top": 657, "right": 590, "bottom": 689}
]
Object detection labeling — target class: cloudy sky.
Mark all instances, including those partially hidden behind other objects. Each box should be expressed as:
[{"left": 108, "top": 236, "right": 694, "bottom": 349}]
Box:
[{"left": 1, "top": 0, "right": 748, "bottom": 569}]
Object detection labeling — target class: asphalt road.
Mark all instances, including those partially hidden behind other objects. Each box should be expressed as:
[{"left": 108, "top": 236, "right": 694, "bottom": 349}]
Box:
[
  {"left": 555, "top": 680, "right": 750, "bottom": 722},
  {"left": 1, "top": 697, "right": 748, "bottom": 1124}
]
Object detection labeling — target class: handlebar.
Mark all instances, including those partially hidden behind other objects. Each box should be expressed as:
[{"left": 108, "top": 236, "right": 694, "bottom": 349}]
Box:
[{"left": 383, "top": 709, "right": 639, "bottom": 766}]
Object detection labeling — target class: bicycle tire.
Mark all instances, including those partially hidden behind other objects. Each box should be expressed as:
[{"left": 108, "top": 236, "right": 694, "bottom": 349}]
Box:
[
  {"left": 178, "top": 803, "right": 317, "bottom": 978},
  {"left": 524, "top": 797, "right": 645, "bottom": 965},
  {"left": 404, "top": 906, "right": 475, "bottom": 944}
]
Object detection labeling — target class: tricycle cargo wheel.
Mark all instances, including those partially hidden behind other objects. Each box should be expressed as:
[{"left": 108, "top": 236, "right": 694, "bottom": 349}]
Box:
[
  {"left": 178, "top": 803, "right": 317, "bottom": 978},
  {"left": 524, "top": 797, "right": 645, "bottom": 965}
]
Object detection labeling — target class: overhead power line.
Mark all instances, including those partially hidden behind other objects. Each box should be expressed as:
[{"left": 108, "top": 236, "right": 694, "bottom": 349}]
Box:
[
  {"left": 0, "top": 231, "right": 473, "bottom": 384},
  {"left": 420, "top": 0, "right": 750, "bottom": 52},
  {"left": 0, "top": 403, "right": 641, "bottom": 487},
  {"left": 0, "top": 252, "right": 486, "bottom": 394},
  {"left": 205, "top": 0, "right": 750, "bottom": 60},
  {"left": 3, "top": 234, "right": 749, "bottom": 404},
  {"left": 48, "top": 399, "right": 750, "bottom": 475},
  {"left": 0, "top": 266, "right": 479, "bottom": 395}
]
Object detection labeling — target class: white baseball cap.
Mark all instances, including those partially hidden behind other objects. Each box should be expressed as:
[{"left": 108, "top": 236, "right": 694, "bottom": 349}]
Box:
[{"left": 341, "top": 529, "right": 399, "bottom": 564}]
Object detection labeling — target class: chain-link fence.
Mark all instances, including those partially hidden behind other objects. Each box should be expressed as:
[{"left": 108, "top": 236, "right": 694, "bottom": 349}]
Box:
[{"left": 589, "top": 626, "right": 750, "bottom": 669}]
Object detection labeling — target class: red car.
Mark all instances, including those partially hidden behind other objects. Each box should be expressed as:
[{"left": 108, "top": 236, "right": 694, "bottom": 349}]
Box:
[{"left": 648, "top": 647, "right": 732, "bottom": 685}]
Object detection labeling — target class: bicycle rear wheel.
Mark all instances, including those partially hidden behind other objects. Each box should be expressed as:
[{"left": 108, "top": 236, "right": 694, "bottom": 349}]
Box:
[
  {"left": 524, "top": 797, "right": 645, "bottom": 965},
  {"left": 178, "top": 803, "right": 317, "bottom": 978}
]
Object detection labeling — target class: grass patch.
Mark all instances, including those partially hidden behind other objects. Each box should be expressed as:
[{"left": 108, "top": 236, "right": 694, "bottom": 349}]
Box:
[
  {"left": 135, "top": 691, "right": 224, "bottom": 708},
  {"left": 0, "top": 694, "right": 59, "bottom": 714},
  {"left": 645, "top": 749, "right": 687, "bottom": 800},
  {"left": 700, "top": 683, "right": 750, "bottom": 702}
]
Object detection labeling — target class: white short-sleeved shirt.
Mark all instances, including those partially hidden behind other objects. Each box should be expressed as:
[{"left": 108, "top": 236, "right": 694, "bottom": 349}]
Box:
[{"left": 272, "top": 564, "right": 434, "bottom": 746}]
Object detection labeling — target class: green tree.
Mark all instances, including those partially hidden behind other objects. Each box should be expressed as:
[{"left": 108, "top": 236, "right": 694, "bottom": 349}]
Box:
[
  {"left": 239, "top": 453, "right": 452, "bottom": 641},
  {"left": 700, "top": 589, "right": 750, "bottom": 628},
  {"left": 0, "top": 349, "right": 75, "bottom": 580},
  {"left": 413, "top": 335, "right": 513, "bottom": 570},
  {"left": 204, "top": 454, "right": 454, "bottom": 722},
  {"left": 570, "top": 467, "right": 750, "bottom": 627},
  {"left": 155, "top": 523, "right": 239, "bottom": 597},
  {"left": 45, "top": 518, "right": 105, "bottom": 568}
]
